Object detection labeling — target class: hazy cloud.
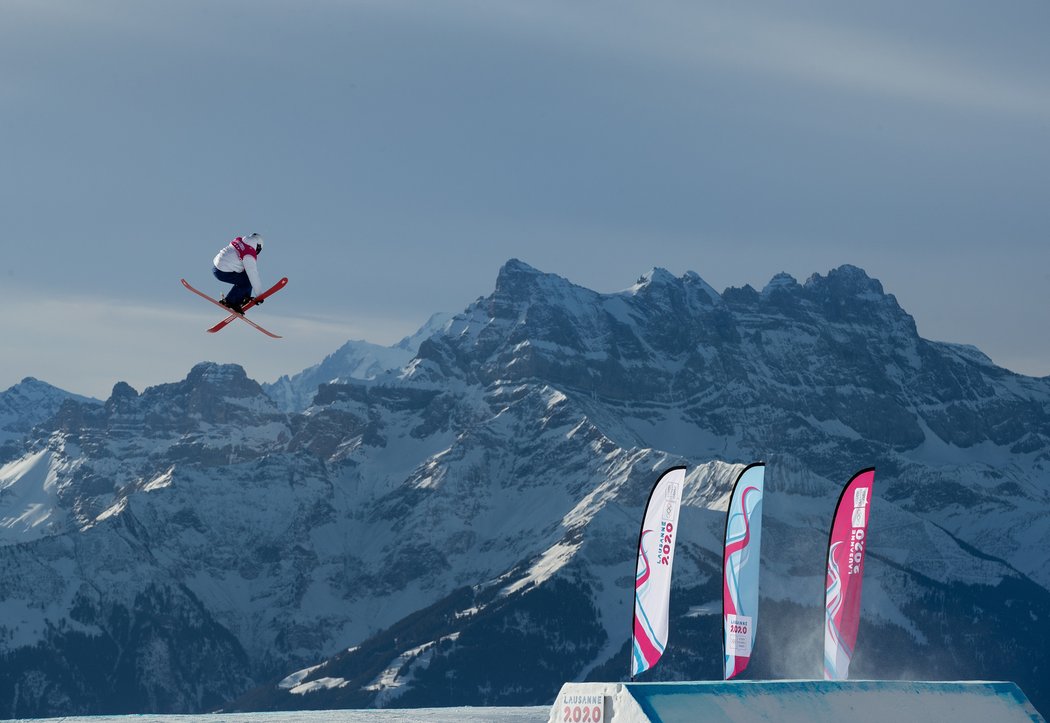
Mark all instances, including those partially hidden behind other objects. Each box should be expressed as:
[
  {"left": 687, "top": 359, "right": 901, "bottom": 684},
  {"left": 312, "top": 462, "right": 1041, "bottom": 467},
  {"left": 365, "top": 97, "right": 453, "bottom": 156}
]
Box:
[{"left": 1, "top": 1, "right": 1048, "bottom": 394}]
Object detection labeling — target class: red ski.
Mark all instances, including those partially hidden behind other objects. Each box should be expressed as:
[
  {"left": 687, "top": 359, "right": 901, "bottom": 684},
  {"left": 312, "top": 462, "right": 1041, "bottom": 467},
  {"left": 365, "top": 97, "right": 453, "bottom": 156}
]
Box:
[
  {"left": 180, "top": 277, "right": 288, "bottom": 339},
  {"left": 206, "top": 277, "right": 289, "bottom": 334}
]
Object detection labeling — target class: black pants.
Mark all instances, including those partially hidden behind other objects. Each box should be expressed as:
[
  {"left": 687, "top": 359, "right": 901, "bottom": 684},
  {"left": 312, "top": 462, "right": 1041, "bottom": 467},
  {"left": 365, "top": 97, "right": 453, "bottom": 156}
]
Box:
[{"left": 212, "top": 267, "right": 252, "bottom": 306}]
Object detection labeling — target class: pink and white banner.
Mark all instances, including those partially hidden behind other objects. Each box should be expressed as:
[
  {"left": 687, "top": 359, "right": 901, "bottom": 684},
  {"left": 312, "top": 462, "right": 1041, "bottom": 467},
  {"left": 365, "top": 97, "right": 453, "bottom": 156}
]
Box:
[
  {"left": 631, "top": 466, "right": 686, "bottom": 677},
  {"left": 824, "top": 467, "right": 875, "bottom": 680},
  {"left": 722, "top": 463, "right": 765, "bottom": 680}
]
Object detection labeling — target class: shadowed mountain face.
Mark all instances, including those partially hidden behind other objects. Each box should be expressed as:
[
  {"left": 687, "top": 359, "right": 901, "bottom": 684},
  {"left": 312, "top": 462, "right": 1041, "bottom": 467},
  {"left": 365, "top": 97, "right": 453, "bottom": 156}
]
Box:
[{"left": 0, "top": 260, "right": 1048, "bottom": 718}]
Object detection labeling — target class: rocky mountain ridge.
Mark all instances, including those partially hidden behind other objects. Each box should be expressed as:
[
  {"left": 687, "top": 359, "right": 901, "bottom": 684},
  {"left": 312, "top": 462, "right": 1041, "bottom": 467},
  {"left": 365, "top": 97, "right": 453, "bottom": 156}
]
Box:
[{"left": 0, "top": 260, "right": 1047, "bottom": 717}]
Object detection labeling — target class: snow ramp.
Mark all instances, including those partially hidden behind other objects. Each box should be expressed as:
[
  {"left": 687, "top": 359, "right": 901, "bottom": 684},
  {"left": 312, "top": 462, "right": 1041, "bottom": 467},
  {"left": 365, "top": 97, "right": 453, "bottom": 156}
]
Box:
[{"left": 548, "top": 680, "right": 1044, "bottom": 723}]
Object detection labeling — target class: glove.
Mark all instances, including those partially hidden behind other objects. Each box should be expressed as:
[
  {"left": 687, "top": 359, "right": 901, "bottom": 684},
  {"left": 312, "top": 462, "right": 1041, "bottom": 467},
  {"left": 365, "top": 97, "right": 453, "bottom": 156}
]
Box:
[{"left": 254, "top": 297, "right": 264, "bottom": 305}]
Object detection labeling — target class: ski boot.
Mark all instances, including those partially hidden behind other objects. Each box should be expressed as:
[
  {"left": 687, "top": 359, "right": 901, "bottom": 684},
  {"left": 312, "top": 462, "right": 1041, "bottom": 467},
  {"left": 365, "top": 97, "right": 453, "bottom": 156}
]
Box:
[{"left": 220, "top": 296, "right": 245, "bottom": 314}]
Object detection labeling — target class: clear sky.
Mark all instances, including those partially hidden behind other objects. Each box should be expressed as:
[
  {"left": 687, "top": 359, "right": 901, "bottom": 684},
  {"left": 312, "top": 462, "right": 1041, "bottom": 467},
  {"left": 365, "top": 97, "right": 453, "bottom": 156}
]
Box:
[{"left": 2, "top": 0, "right": 1049, "bottom": 399}]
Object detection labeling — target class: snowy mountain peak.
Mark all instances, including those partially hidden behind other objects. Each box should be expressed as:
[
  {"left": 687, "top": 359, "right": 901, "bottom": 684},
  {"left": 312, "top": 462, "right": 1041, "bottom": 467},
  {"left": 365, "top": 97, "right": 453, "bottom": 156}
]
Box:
[
  {"left": 1, "top": 377, "right": 94, "bottom": 407},
  {"left": 10, "top": 377, "right": 44, "bottom": 392},
  {"left": 797, "top": 264, "right": 917, "bottom": 335},
  {"left": 264, "top": 314, "right": 456, "bottom": 412},
  {"left": 394, "top": 312, "right": 455, "bottom": 352},
  {"left": 635, "top": 267, "right": 677, "bottom": 288},
  {"left": 493, "top": 257, "right": 545, "bottom": 292},
  {"left": 761, "top": 271, "right": 801, "bottom": 298},
  {"left": 627, "top": 267, "right": 722, "bottom": 306},
  {"left": 804, "top": 263, "right": 884, "bottom": 297},
  {"left": 0, "top": 377, "right": 98, "bottom": 451},
  {"left": 87, "top": 362, "right": 280, "bottom": 435},
  {"left": 185, "top": 361, "right": 253, "bottom": 389},
  {"left": 681, "top": 270, "right": 722, "bottom": 305},
  {"left": 103, "top": 381, "right": 140, "bottom": 414},
  {"left": 489, "top": 258, "right": 598, "bottom": 319}
]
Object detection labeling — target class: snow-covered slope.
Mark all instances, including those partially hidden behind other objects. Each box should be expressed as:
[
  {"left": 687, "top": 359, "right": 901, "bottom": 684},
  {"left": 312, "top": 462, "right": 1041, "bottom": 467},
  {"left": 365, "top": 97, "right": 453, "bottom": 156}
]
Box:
[{"left": 1, "top": 260, "right": 1048, "bottom": 719}]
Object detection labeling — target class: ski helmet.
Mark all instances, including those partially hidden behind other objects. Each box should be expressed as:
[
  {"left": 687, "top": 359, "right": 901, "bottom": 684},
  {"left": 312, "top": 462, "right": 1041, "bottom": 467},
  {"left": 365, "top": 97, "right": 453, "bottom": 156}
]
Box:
[{"left": 246, "top": 232, "right": 263, "bottom": 254}]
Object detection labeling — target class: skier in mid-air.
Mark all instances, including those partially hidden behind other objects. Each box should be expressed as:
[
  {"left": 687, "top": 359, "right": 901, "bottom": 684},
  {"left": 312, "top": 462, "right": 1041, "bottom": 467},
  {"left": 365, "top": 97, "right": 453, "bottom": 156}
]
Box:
[
  {"left": 213, "top": 232, "right": 264, "bottom": 314},
  {"left": 182, "top": 231, "right": 286, "bottom": 337}
]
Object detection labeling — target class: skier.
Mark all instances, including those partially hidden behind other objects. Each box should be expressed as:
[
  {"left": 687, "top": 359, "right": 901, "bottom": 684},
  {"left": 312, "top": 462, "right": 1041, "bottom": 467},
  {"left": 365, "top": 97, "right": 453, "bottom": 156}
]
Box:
[{"left": 212, "top": 233, "right": 264, "bottom": 314}]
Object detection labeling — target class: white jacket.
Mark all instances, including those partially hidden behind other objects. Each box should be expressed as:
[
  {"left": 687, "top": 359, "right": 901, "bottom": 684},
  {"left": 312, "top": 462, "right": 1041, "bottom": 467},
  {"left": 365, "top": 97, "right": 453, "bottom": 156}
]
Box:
[{"left": 213, "top": 237, "right": 263, "bottom": 291}]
